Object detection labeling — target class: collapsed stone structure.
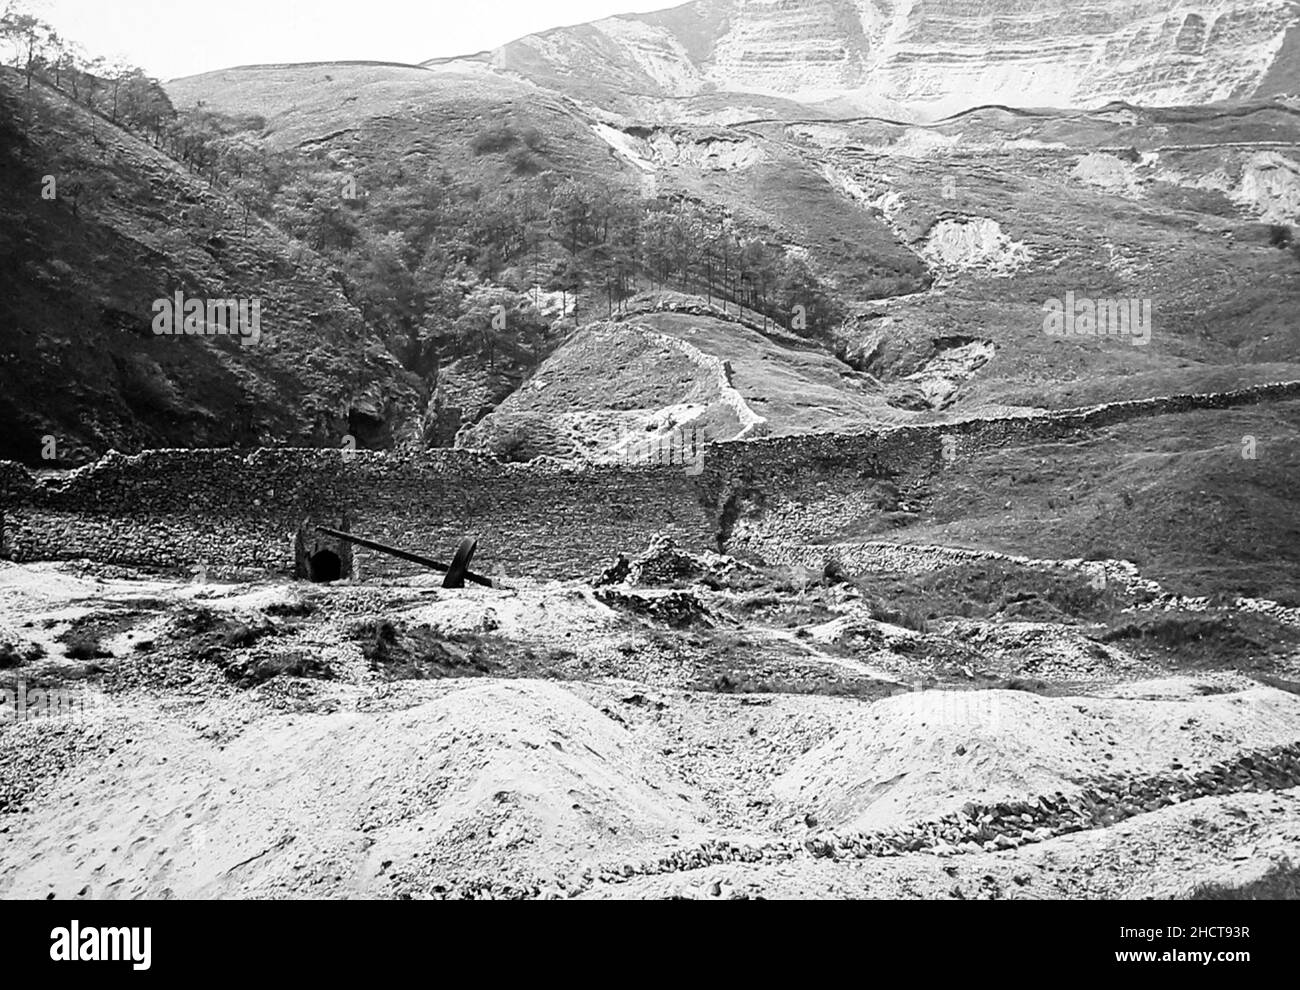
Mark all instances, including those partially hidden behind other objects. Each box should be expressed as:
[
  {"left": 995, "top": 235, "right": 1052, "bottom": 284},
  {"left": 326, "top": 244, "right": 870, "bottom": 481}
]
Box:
[{"left": 1, "top": 381, "right": 1296, "bottom": 581}]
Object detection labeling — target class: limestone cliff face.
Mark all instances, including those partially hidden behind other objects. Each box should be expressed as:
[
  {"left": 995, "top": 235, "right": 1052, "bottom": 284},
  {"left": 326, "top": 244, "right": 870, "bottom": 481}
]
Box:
[{"left": 460, "top": 0, "right": 1300, "bottom": 117}]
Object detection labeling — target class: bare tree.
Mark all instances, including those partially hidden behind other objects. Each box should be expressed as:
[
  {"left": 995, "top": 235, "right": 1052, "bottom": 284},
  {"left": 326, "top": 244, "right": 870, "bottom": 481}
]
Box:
[{"left": 0, "top": 6, "right": 57, "bottom": 89}]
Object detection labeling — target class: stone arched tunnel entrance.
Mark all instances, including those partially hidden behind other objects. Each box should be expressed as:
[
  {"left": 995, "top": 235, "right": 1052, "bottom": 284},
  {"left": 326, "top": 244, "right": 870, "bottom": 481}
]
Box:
[
  {"left": 295, "top": 518, "right": 354, "bottom": 582},
  {"left": 307, "top": 549, "right": 342, "bottom": 582}
]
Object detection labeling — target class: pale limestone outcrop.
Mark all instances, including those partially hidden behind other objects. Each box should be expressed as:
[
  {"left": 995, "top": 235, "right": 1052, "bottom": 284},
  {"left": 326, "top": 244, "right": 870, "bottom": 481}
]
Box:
[{"left": 478, "top": 0, "right": 1299, "bottom": 119}]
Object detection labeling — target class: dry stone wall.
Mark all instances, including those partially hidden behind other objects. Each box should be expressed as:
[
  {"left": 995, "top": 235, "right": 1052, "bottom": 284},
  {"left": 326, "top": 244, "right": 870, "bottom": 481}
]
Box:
[
  {"left": 0, "top": 449, "right": 713, "bottom": 580},
  {"left": 635, "top": 326, "right": 770, "bottom": 440},
  {"left": 704, "top": 380, "right": 1300, "bottom": 557},
  {"left": 2, "top": 381, "right": 1296, "bottom": 580}
]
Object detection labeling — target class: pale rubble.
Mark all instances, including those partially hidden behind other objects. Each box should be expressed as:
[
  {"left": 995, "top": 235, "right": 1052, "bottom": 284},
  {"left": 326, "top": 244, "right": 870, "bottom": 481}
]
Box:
[
  {"left": 590, "top": 123, "right": 765, "bottom": 172},
  {"left": 920, "top": 217, "right": 1034, "bottom": 278},
  {"left": 1141, "top": 149, "right": 1300, "bottom": 223},
  {"left": 1235, "top": 151, "right": 1300, "bottom": 224},
  {"left": 1072, "top": 151, "right": 1148, "bottom": 198}
]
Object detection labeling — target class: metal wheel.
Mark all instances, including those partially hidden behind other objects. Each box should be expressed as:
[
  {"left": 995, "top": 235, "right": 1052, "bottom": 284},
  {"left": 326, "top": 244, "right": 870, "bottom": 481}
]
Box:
[{"left": 442, "top": 537, "right": 478, "bottom": 589}]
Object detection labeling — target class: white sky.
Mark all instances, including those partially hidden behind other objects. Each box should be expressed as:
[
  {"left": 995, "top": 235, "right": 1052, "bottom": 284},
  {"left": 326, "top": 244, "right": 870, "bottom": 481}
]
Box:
[{"left": 33, "top": 0, "right": 674, "bottom": 80}]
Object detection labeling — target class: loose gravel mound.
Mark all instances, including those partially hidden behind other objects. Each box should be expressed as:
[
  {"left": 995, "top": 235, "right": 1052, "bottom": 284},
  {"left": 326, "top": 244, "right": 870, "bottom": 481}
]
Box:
[
  {"left": 0, "top": 679, "right": 709, "bottom": 899},
  {"left": 772, "top": 684, "right": 1300, "bottom": 831},
  {"left": 920, "top": 218, "right": 1032, "bottom": 277},
  {"left": 1071, "top": 152, "right": 1145, "bottom": 197}
]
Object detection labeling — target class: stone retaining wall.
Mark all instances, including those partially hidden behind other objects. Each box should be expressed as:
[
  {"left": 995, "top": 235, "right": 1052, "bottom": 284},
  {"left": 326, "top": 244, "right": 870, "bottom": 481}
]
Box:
[
  {"left": 2, "top": 380, "right": 1296, "bottom": 579},
  {"left": 0, "top": 449, "right": 713, "bottom": 580},
  {"left": 705, "top": 379, "right": 1300, "bottom": 553}
]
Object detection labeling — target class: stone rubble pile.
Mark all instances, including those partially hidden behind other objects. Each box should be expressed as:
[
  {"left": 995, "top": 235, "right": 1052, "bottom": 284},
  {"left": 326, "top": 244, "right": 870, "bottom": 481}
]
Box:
[
  {"left": 593, "top": 533, "right": 751, "bottom": 589},
  {"left": 593, "top": 587, "right": 713, "bottom": 629}
]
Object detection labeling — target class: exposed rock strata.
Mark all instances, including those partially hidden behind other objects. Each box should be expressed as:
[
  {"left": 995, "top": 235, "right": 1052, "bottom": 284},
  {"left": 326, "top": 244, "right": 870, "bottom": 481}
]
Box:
[{"left": 459, "top": 1, "right": 1300, "bottom": 118}]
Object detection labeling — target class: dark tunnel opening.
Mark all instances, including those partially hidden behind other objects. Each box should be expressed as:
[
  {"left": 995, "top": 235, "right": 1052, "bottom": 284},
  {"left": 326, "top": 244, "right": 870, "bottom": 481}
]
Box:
[{"left": 307, "top": 549, "right": 342, "bottom": 583}]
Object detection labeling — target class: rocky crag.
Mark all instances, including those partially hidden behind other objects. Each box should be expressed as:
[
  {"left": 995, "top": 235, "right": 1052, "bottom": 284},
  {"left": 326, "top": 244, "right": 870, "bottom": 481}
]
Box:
[{"left": 450, "top": 0, "right": 1300, "bottom": 119}]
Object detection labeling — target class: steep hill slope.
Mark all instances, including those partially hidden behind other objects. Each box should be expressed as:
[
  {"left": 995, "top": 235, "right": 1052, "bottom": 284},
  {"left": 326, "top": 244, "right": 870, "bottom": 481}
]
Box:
[
  {"left": 455, "top": 295, "right": 987, "bottom": 461},
  {"left": 746, "top": 399, "right": 1300, "bottom": 603},
  {"left": 803, "top": 103, "right": 1300, "bottom": 410},
  {"left": 0, "top": 68, "right": 420, "bottom": 466},
  {"left": 166, "top": 60, "right": 928, "bottom": 305},
  {"left": 160, "top": 57, "right": 1300, "bottom": 453}
]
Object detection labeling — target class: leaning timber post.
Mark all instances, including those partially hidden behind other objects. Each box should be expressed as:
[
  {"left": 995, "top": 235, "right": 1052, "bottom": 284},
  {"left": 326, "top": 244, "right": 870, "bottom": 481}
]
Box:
[
  {"left": 337, "top": 512, "right": 355, "bottom": 580},
  {"left": 293, "top": 524, "right": 308, "bottom": 580},
  {"left": 315, "top": 527, "right": 492, "bottom": 589}
]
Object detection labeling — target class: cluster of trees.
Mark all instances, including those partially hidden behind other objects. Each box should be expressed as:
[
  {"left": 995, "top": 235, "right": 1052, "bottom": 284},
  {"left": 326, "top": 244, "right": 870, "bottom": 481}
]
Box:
[
  {"left": 300, "top": 168, "right": 843, "bottom": 377},
  {"left": 3, "top": 0, "right": 843, "bottom": 389},
  {"left": 163, "top": 109, "right": 844, "bottom": 380},
  {"left": 579, "top": 192, "right": 842, "bottom": 333},
  {"left": 1, "top": 2, "right": 173, "bottom": 140}
]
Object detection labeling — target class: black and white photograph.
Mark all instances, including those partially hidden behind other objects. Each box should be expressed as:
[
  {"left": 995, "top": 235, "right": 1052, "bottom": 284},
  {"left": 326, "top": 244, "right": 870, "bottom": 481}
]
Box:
[{"left": 0, "top": 0, "right": 1296, "bottom": 970}]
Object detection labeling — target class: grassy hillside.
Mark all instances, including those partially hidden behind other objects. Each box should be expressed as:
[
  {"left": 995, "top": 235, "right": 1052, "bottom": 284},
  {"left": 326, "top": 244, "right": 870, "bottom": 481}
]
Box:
[
  {"left": 806, "top": 104, "right": 1300, "bottom": 417},
  {"left": 0, "top": 67, "right": 420, "bottom": 466},
  {"left": 165, "top": 61, "right": 929, "bottom": 310},
  {"left": 625, "top": 303, "right": 904, "bottom": 433},
  {"left": 456, "top": 297, "right": 918, "bottom": 461},
  {"left": 158, "top": 61, "right": 935, "bottom": 448},
  {"left": 13, "top": 56, "right": 1300, "bottom": 467},
  {"left": 852, "top": 402, "right": 1300, "bottom": 603}
]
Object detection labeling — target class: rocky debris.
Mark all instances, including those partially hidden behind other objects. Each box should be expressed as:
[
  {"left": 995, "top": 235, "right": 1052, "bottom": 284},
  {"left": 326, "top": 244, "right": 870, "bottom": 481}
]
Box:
[
  {"left": 767, "top": 541, "right": 1162, "bottom": 598},
  {"left": 942, "top": 620, "right": 1150, "bottom": 682},
  {"left": 216, "top": 652, "right": 335, "bottom": 689},
  {"left": 671, "top": 876, "right": 759, "bottom": 900},
  {"left": 1232, "top": 151, "right": 1300, "bottom": 224},
  {"left": 1072, "top": 152, "right": 1148, "bottom": 197},
  {"left": 4, "top": 559, "right": 1297, "bottom": 901},
  {"left": 627, "top": 535, "right": 714, "bottom": 586},
  {"left": 1130, "top": 592, "right": 1300, "bottom": 631},
  {"left": 920, "top": 218, "right": 1033, "bottom": 279},
  {"left": 884, "top": 337, "right": 996, "bottom": 412},
  {"left": 594, "top": 588, "right": 713, "bottom": 629},
  {"left": 0, "top": 716, "right": 118, "bottom": 816},
  {"left": 424, "top": 877, "right": 550, "bottom": 901},
  {"left": 594, "top": 556, "right": 633, "bottom": 587},
  {"left": 592, "top": 124, "right": 765, "bottom": 173},
  {"left": 593, "top": 535, "right": 754, "bottom": 590}
]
